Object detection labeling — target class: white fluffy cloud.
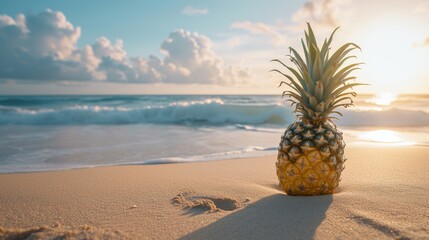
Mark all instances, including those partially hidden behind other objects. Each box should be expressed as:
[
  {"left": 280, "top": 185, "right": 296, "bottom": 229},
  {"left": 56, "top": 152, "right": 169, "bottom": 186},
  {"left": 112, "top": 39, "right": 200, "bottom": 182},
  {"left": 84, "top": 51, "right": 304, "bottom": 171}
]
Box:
[
  {"left": 160, "top": 30, "right": 252, "bottom": 84},
  {"left": 0, "top": 10, "right": 94, "bottom": 81},
  {"left": 230, "top": 21, "right": 286, "bottom": 45},
  {"left": 181, "top": 6, "right": 209, "bottom": 15},
  {"left": 292, "top": 0, "right": 350, "bottom": 27},
  {"left": 0, "top": 9, "right": 250, "bottom": 84}
]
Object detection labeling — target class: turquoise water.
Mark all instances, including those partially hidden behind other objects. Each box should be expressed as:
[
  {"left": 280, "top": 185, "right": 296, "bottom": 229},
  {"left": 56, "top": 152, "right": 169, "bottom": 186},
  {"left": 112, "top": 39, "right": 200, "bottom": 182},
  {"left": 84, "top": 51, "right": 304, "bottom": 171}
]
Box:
[{"left": 0, "top": 95, "right": 428, "bottom": 172}]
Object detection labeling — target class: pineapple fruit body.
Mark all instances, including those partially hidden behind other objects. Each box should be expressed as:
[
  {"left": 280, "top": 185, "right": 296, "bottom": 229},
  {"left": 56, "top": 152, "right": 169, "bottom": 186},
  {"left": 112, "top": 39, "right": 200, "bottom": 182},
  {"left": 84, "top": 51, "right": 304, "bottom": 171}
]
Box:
[{"left": 276, "top": 121, "right": 345, "bottom": 196}]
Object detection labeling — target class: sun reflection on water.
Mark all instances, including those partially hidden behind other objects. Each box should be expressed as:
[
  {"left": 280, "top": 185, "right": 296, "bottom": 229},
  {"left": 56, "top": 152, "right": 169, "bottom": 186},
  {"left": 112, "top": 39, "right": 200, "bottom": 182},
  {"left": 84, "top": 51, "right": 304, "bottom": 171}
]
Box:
[{"left": 360, "top": 130, "right": 401, "bottom": 143}]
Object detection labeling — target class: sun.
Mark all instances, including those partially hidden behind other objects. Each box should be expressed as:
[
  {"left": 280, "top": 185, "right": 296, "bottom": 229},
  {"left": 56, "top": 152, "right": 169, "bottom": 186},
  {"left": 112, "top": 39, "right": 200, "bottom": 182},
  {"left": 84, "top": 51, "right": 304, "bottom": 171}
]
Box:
[{"left": 354, "top": 16, "right": 426, "bottom": 94}]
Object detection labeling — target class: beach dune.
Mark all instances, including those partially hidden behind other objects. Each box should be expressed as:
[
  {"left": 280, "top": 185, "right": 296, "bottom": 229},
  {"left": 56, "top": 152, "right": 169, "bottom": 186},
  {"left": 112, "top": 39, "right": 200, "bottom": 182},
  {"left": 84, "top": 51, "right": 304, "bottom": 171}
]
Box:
[{"left": 0, "top": 146, "right": 428, "bottom": 239}]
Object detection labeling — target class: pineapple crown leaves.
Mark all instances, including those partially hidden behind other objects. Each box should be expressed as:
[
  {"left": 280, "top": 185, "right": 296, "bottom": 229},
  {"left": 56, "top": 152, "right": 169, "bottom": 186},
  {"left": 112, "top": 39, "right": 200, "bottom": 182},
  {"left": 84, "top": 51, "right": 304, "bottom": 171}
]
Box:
[{"left": 270, "top": 23, "right": 367, "bottom": 124}]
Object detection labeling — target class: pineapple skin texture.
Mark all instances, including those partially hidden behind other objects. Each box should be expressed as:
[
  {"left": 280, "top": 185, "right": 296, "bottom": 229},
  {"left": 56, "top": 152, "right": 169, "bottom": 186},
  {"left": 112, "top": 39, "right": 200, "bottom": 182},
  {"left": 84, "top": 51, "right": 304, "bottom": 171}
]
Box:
[{"left": 276, "top": 121, "right": 345, "bottom": 196}]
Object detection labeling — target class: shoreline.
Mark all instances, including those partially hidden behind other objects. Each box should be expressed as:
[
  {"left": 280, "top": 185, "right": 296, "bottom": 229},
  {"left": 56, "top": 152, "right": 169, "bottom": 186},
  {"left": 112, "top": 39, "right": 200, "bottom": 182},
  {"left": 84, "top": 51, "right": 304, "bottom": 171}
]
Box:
[
  {"left": 1, "top": 140, "right": 428, "bottom": 175},
  {"left": 1, "top": 146, "right": 428, "bottom": 239},
  {"left": 0, "top": 146, "right": 278, "bottom": 174}
]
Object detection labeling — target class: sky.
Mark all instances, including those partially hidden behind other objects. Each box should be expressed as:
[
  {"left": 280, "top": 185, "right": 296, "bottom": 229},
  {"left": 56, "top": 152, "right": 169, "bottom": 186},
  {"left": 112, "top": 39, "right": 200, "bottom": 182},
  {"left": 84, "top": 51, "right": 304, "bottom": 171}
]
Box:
[{"left": 0, "top": 0, "right": 428, "bottom": 95}]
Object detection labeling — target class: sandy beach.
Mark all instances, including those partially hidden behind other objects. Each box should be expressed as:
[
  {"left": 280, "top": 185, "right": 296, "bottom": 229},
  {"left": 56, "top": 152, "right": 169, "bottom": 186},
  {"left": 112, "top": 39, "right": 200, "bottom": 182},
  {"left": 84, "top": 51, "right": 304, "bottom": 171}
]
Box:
[
  {"left": 0, "top": 146, "right": 428, "bottom": 239},
  {"left": 2, "top": 0, "right": 429, "bottom": 239}
]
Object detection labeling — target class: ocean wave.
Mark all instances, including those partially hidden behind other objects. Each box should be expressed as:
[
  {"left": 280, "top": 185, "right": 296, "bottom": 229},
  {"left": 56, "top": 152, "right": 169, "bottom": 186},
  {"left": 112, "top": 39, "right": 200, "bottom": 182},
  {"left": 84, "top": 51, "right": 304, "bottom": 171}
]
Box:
[
  {"left": 1, "top": 100, "right": 428, "bottom": 126},
  {"left": 0, "top": 102, "right": 293, "bottom": 125}
]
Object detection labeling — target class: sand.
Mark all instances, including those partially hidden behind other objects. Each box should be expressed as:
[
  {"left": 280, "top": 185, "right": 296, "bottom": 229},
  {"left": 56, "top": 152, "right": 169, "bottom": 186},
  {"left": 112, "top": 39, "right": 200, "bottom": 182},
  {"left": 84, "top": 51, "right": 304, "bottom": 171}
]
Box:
[{"left": 0, "top": 146, "right": 428, "bottom": 239}]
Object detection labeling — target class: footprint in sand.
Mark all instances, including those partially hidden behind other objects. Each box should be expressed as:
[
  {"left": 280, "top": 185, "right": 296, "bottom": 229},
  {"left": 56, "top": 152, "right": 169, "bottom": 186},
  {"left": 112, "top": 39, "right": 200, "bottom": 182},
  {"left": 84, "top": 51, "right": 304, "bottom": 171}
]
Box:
[{"left": 172, "top": 192, "right": 247, "bottom": 214}]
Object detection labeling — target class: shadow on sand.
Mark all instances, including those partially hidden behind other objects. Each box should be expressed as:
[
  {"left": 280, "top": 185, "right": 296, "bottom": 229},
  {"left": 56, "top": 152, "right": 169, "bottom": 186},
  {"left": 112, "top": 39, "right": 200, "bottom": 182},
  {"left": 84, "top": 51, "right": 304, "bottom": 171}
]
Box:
[{"left": 181, "top": 193, "right": 333, "bottom": 240}]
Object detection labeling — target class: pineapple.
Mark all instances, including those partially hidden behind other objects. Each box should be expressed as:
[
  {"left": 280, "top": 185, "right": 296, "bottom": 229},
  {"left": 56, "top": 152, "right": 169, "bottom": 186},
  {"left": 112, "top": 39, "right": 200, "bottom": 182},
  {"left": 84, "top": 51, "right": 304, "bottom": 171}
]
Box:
[{"left": 272, "top": 23, "right": 365, "bottom": 196}]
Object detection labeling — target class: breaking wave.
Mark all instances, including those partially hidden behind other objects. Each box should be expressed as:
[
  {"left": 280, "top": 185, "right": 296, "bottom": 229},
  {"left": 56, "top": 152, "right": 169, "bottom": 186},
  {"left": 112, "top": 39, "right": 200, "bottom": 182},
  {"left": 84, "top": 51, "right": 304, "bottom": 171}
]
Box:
[
  {"left": 0, "top": 96, "right": 428, "bottom": 126},
  {"left": 0, "top": 103, "right": 292, "bottom": 125}
]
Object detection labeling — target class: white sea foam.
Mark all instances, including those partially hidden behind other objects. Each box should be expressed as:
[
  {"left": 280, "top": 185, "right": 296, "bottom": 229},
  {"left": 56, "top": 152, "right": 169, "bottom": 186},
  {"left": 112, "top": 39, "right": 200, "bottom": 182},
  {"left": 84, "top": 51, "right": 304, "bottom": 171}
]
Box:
[
  {"left": 168, "top": 97, "right": 225, "bottom": 106},
  {"left": 133, "top": 146, "right": 278, "bottom": 165},
  {"left": 235, "top": 124, "right": 283, "bottom": 133}
]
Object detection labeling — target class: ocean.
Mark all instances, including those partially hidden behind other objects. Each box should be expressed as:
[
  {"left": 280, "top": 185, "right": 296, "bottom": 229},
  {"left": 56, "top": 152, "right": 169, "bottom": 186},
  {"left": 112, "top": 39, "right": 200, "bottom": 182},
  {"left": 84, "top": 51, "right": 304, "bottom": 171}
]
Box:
[{"left": 0, "top": 94, "right": 428, "bottom": 173}]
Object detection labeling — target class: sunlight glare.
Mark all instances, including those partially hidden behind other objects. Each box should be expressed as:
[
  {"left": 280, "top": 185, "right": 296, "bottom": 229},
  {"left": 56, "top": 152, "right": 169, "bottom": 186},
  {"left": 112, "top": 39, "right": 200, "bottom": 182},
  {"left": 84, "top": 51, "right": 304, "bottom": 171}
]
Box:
[
  {"left": 356, "top": 17, "right": 425, "bottom": 93},
  {"left": 369, "top": 92, "right": 397, "bottom": 106}
]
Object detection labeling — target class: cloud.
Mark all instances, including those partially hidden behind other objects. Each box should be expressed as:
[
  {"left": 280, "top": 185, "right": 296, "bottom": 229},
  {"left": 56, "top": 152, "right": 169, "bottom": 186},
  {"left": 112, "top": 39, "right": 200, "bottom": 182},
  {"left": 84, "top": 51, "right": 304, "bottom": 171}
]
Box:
[
  {"left": 0, "top": 10, "right": 109, "bottom": 82},
  {"left": 0, "top": 9, "right": 251, "bottom": 85},
  {"left": 230, "top": 21, "right": 286, "bottom": 45},
  {"left": 181, "top": 6, "right": 209, "bottom": 15},
  {"left": 226, "top": 37, "right": 242, "bottom": 49},
  {"left": 292, "top": 0, "right": 350, "bottom": 27},
  {"left": 158, "top": 30, "right": 251, "bottom": 84}
]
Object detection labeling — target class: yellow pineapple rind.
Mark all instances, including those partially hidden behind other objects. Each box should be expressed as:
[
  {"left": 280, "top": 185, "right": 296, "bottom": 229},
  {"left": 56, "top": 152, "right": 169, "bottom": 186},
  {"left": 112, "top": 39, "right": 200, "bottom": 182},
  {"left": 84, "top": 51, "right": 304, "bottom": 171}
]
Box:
[{"left": 276, "top": 121, "right": 345, "bottom": 196}]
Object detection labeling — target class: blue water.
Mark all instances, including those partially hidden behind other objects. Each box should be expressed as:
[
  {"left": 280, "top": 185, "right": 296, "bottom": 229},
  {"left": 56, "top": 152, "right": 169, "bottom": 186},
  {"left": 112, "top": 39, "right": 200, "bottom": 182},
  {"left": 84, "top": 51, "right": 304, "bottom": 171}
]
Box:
[{"left": 0, "top": 95, "right": 428, "bottom": 173}]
